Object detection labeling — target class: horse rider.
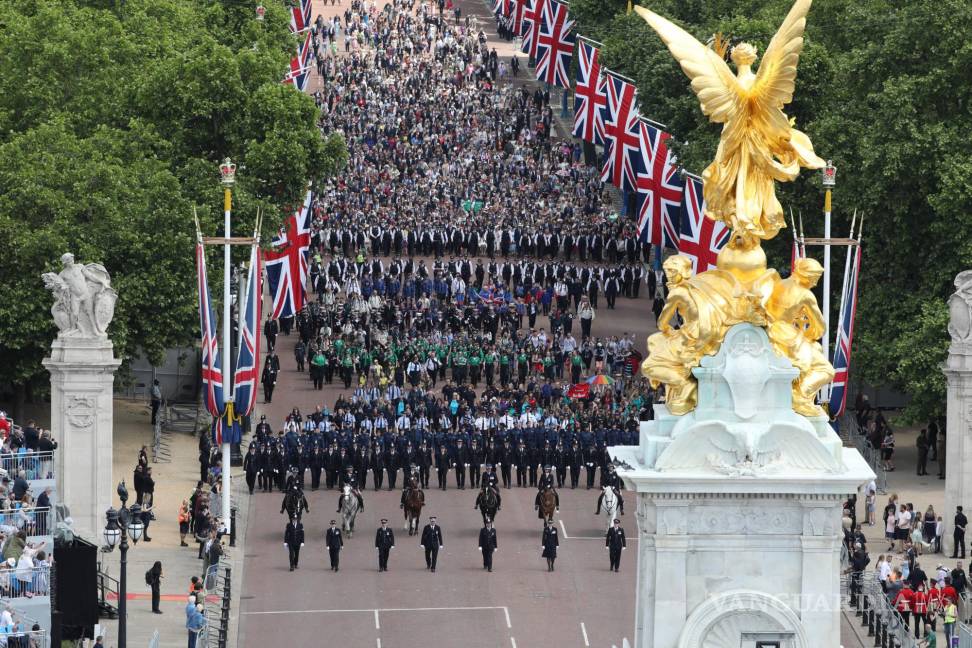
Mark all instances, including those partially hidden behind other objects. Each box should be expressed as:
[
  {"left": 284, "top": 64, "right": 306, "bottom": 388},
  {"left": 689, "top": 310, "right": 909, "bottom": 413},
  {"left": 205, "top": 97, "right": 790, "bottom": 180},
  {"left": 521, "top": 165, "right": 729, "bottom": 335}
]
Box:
[
  {"left": 475, "top": 468, "right": 502, "bottom": 510},
  {"left": 280, "top": 480, "right": 309, "bottom": 520},
  {"left": 482, "top": 463, "right": 500, "bottom": 491},
  {"left": 534, "top": 465, "right": 560, "bottom": 511},
  {"left": 337, "top": 465, "right": 365, "bottom": 512},
  {"left": 595, "top": 463, "right": 624, "bottom": 516},
  {"left": 400, "top": 465, "right": 424, "bottom": 509}
]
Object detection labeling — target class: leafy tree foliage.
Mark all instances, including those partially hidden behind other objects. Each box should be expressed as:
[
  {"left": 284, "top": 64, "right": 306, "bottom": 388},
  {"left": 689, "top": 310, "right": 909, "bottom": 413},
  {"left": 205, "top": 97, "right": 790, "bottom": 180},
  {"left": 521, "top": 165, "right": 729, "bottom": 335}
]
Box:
[
  {"left": 571, "top": 0, "right": 972, "bottom": 420},
  {"left": 0, "top": 0, "right": 346, "bottom": 409}
]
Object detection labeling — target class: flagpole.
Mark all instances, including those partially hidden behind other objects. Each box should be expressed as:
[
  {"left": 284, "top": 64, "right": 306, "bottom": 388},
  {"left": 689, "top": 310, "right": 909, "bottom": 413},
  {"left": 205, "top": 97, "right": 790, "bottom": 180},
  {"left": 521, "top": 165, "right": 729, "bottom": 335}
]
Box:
[
  {"left": 219, "top": 158, "right": 236, "bottom": 533},
  {"left": 832, "top": 210, "right": 857, "bottom": 372},
  {"left": 820, "top": 161, "right": 836, "bottom": 403}
]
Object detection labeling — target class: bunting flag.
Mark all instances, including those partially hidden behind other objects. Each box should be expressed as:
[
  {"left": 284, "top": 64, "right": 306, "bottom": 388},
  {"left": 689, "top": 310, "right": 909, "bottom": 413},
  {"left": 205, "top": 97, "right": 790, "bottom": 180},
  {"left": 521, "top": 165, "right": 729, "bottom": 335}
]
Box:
[
  {"left": 507, "top": 0, "right": 527, "bottom": 35},
  {"left": 264, "top": 190, "right": 313, "bottom": 319},
  {"left": 196, "top": 242, "right": 224, "bottom": 418},
  {"left": 678, "top": 175, "right": 730, "bottom": 273},
  {"left": 289, "top": 0, "right": 313, "bottom": 33},
  {"left": 493, "top": 0, "right": 511, "bottom": 17},
  {"left": 212, "top": 413, "right": 242, "bottom": 447},
  {"left": 600, "top": 73, "right": 640, "bottom": 192},
  {"left": 520, "top": 0, "right": 544, "bottom": 60},
  {"left": 634, "top": 120, "right": 682, "bottom": 248},
  {"left": 534, "top": 0, "right": 575, "bottom": 88},
  {"left": 284, "top": 32, "right": 314, "bottom": 92},
  {"left": 572, "top": 40, "right": 606, "bottom": 144},
  {"left": 830, "top": 243, "right": 862, "bottom": 423},
  {"left": 233, "top": 246, "right": 262, "bottom": 418}
]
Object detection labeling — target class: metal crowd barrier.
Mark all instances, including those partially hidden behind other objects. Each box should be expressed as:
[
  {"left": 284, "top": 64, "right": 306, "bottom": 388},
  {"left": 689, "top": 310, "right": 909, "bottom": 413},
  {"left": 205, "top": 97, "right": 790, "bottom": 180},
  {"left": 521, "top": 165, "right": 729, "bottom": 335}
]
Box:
[
  {"left": 204, "top": 560, "right": 231, "bottom": 648},
  {"left": 839, "top": 415, "right": 888, "bottom": 494},
  {"left": 0, "top": 506, "right": 51, "bottom": 538},
  {"left": 843, "top": 573, "right": 919, "bottom": 648},
  {"left": 0, "top": 452, "right": 54, "bottom": 483},
  {"left": 0, "top": 565, "right": 51, "bottom": 599}
]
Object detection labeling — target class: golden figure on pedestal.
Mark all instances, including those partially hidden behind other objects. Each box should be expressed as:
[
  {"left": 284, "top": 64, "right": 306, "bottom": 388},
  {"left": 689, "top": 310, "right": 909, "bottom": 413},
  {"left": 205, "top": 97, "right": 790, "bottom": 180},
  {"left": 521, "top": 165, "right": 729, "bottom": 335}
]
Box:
[{"left": 636, "top": 0, "right": 835, "bottom": 417}]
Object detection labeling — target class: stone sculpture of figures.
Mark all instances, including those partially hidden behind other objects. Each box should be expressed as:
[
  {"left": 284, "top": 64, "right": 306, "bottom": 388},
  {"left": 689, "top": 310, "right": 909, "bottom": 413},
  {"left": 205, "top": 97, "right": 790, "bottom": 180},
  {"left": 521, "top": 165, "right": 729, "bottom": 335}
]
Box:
[
  {"left": 948, "top": 270, "right": 972, "bottom": 343},
  {"left": 42, "top": 253, "right": 117, "bottom": 338}
]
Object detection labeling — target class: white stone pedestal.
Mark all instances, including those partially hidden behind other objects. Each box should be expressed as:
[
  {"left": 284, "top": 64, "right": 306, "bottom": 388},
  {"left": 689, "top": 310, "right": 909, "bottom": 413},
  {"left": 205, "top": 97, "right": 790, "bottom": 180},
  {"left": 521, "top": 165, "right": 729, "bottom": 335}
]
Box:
[
  {"left": 43, "top": 337, "right": 120, "bottom": 540},
  {"left": 945, "top": 271, "right": 972, "bottom": 557},
  {"left": 610, "top": 324, "right": 873, "bottom": 648}
]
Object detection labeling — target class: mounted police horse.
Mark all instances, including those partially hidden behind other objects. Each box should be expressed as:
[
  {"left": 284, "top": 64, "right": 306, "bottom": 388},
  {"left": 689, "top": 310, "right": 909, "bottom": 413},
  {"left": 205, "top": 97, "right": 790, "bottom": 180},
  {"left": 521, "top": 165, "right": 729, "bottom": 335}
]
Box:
[
  {"left": 402, "top": 468, "right": 425, "bottom": 536},
  {"left": 475, "top": 483, "right": 500, "bottom": 525},
  {"left": 597, "top": 485, "right": 620, "bottom": 531},
  {"left": 281, "top": 483, "right": 309, "bottom": 521},
  {"left": 538, "top": 484, "right": 558, "bottom": 520},
  {"left": 340, "top": 484, "right": 361, "bottom": 538}
]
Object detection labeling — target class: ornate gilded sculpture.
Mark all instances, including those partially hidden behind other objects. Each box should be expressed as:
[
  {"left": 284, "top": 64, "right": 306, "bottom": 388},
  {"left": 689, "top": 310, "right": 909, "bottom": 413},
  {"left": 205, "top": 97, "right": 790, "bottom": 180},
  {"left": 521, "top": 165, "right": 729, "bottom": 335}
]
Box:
[
  {"left": 634, "top": 0, "right": 825, "bottom": 241},
  {"left": 637, "top": 0, "right": 835, "bottom": 418},
  {"left": 42, "top": 253, "right": 117, "bottom": 338}
]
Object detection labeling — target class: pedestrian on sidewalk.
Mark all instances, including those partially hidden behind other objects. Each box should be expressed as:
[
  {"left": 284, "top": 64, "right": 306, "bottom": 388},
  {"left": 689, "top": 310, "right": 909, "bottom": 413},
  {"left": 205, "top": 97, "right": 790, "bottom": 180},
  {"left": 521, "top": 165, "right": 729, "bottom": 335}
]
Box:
[
  {"left": 953, "top": 506, "right": 967, "bottom": 559},
  {"left": 186, "top": 603, "right": 205, "bottom": 648},
  {"left": 146, "top": 561, "right": 163, "bottom": 614}
]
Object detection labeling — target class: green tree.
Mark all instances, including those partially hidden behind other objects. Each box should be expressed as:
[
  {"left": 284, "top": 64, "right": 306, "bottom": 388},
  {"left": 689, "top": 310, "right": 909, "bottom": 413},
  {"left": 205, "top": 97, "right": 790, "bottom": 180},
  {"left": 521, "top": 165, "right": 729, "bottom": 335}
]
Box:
[{"left": 0, "top": 0, "right": 347, "bottom": 414}]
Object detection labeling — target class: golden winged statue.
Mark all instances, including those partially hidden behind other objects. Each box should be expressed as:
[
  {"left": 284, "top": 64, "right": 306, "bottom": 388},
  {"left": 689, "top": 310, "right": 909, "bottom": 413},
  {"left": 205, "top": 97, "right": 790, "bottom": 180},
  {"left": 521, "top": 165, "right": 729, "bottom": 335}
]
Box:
[
  {"left": 637, "top": 0, "right": 835, "bottom": 418},
  {"left": 635, "top": 0, "right": 825, "bottom": 242}
]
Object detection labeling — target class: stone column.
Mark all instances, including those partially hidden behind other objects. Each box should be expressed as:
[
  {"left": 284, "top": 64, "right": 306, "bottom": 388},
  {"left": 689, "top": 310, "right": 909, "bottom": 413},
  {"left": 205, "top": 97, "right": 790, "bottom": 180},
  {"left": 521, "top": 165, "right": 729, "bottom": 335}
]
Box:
[
  {"left": 41, "top": 253, "right": 119, "bottom": 541},
  {"left": 944, "top": 271, "right": 972, "bottom": 556}
]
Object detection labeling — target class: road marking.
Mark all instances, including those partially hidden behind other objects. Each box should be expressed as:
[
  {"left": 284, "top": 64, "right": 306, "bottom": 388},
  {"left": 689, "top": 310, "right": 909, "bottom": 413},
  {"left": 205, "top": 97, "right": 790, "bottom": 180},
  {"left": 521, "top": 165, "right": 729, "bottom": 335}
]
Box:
[
  {"left": 559, "top": 518, "right": 639, "bottom": 541},
  {"left": 375, "top": 609, "right": 380, "bottom": 629},
  {"left": 376, "top": 640, "right": 381, "bottom": 648},
  {"left": 581, "top": 622, "right": 589, "bottom": 646},
  {"left": 243, "top": 605, "right": 510, "bottom": 616},
  {"left": 510, "top": 638, "right": 517, "bottom": 648},
  {"left": 504, "top": 606, "right": 511, "bottom": 629}
]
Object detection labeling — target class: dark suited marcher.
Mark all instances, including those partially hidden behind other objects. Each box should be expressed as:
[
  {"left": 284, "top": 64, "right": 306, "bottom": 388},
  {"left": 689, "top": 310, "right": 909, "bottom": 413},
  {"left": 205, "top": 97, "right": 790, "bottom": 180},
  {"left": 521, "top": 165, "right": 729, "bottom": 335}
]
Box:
[
  {"left": 954, "top": 506, "right": 968, "bottom": 559},
  {"left": 542, "top": 519, "right": 559, "bottom": 572},
  {"left": 420, "top": 516, "right": 444, "bottom": 572},
  {"left": 375, "top": 518, "right": 395, "bottom": 572},
  {"left": 605, "top": 519, "right": 626, "bottom": 572},
  {"left": 284, "top": 517, "right": 304, "bottom": 571},
  {"left": 478, "top": 519, "right": 498, "bottom": 572},
  {"left": 325, "top": 520, "right": 343, "bottom": 571}
]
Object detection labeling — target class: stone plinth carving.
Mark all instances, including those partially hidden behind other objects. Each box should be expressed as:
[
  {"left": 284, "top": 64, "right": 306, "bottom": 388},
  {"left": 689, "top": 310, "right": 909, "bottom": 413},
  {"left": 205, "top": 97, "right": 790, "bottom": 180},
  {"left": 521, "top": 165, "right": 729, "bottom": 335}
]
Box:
[
  {"left": 42, "top": 253, "right": 119, "bottom": 541},
  {"left": 945, "top": 270, "right": 972, "bottom": 556}
]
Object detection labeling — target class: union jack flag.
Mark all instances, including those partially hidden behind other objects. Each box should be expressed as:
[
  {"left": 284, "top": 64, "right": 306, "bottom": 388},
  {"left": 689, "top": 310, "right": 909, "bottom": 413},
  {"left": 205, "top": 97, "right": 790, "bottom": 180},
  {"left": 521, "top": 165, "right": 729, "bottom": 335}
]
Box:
[
  {"left": 264, "top": 190, "right": 313, "bottom": 319},
  {"left": 634, "top": 120, "right": 682, "bottom": 248},
  {"left": 493, "top": 0, "right": 511, "bottom": 16},
  {"left": 534, "top": 0, "right": 575, "bottom": 89},
  {"left": 283, "top": 32, "right": 314, "bottom": 92},
  {"left": 196, "top": 242, "right": 224, "bottom": 418},
  {"left": 678, "top": 175, "right": 730, "bottom": 273},
  {"left": 830, "top": 244, "right": 862, "bottom": 422},
  {"left": 233, "top": 245, "right": 262, "bottom": 418},
  {"left": 506, "top": 0, "right": 527, "bottom": 35},
  {"left": 600, "top": 74, "right": 640, "bottom": 192},
  {"left": 573, "top": 40, "right": 606, "bottom": 144},
  {"left": 520, "top": 0, "right": 544, "bottom": 60},
  {"left": 289, "top": 0, "right": 313, "bottom": 33}
]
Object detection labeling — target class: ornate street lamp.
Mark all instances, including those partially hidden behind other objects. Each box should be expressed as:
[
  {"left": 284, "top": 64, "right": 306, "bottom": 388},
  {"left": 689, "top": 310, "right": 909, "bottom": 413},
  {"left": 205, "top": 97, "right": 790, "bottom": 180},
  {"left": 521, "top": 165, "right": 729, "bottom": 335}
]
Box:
[{"left": 104, "top": 482, "right": 142, "bottom": 648}]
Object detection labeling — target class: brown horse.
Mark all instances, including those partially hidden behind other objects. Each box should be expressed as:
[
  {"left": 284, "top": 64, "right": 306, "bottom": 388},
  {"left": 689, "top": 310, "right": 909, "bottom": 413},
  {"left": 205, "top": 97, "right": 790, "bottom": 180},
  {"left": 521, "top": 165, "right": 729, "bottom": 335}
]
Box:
[
  {"left": 538, "top": 486, "right": 558, "bottom": 520},
  {"left": 403, "top": 477, "right": 425, "bottom": 536}
]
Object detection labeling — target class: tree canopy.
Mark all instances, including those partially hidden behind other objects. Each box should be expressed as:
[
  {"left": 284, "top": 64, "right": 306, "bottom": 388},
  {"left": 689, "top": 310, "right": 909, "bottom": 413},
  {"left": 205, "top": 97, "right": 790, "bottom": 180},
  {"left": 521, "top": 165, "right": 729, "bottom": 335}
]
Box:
[
  {"left": 571, "top": 0, "right": 972, "bottom": 421},
  {"left": 0, "top": 0, "right": 346, "bottom": 406}
]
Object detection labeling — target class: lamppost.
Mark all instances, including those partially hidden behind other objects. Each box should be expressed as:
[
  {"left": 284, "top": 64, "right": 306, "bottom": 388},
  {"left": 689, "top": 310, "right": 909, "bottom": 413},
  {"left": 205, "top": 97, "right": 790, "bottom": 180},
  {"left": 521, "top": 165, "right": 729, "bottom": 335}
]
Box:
[
  {"left": 821, "top": 160, "right": 837, "bottom": 401},
  {"left": 218, "top": 158, "right": 236, "bottom": 530},
  {"left": 103, "top": 482, "right": 143, "bottom": 648}
]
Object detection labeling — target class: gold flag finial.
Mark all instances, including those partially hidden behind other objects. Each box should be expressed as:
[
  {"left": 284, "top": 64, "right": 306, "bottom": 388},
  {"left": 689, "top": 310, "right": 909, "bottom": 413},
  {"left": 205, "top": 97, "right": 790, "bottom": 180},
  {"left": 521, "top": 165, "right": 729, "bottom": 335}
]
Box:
[{"left": 709, "top": 32, "right": 730, "bottom": 60}]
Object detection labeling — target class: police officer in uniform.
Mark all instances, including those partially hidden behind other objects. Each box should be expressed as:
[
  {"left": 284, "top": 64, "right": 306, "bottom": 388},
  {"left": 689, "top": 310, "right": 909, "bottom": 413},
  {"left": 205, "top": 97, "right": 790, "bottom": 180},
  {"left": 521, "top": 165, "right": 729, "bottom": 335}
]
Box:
[
  {"left": 605, "top": 518, "right": 627, "bottom": 572},
  {"left": 325, "top": 520, "right": 343, "bottom": 571},
  {"left": 284, "top": 516, "right": 304, "bottom": 571},
  {"left": 375, "top": 519, "right": 395, "bottom": 572},
  {"left": 597, "top": 463, "right": 625, "bottom": 515},
  {"left": 420, "top": 516, "right": 444, "bottom": 572},
  {"left": 534, "top": 465, "right": 560, "bottom": 512},
  {"left": 478, "top": 519, "right": 498, "bottom": 572}
]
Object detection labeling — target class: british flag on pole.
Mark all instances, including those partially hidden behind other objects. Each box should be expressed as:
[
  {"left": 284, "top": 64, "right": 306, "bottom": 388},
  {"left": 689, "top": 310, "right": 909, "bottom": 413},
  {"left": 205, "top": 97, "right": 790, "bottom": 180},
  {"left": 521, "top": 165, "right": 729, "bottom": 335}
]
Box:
[
  {"left": 599, "top": 73, "right": 640, "bottom": 192},
  {"left": 534, "top": 0, "right": 575, "bottom": 89},
  {"left": 196, "top": 242, "right": 224, "bottom": 419},
  {"left": 233, "top": 245, "right": 262, "bottom": 418},
  {"left": 829, "top": 243, "right": 862, "bottom": 423},
  {"left": 264, "top": 190, "right": 313, "bottom": 319},
  {"left": 520, "top": 0, "right": 544, "bottom": 60},
  {"left": 634, "top": 119, "right": 682, "bottom": 249},
  {"left": 289, "top": 0, "right": 313, "bottom": 33},
  {"left": 678, "top": 175, "right": 730, "bottom": 273},
  {"left": 283, "top": 32, "right": 314, "bottom": 92},
  {"left": 573, "top": 40, "right": 606, "bottom": 145}
]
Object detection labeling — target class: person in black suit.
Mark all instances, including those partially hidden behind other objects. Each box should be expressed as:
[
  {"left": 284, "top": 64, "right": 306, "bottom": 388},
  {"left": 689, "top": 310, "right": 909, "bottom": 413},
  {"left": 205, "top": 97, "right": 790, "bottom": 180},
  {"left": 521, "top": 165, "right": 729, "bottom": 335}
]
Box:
[
  {"left": 541, "top": 519, "right": 559, "bottom": 572},
  {"left": 325, "top": 520, "right": 343, "bottom": 571},
  {"left": 284, "top": 517, "right": 304, "bottom": 571},
  {"left": 478, "top": 519, "right": 498, "bottom": 572},
  {"left": 605, "top": 519, "right": 627, "bottom": 572},
  {"left": 375, "top": 519, "right": 395, "bottom": 572},
  {"left": 420, "top": 516, "right": 444, "bottom": 572}
]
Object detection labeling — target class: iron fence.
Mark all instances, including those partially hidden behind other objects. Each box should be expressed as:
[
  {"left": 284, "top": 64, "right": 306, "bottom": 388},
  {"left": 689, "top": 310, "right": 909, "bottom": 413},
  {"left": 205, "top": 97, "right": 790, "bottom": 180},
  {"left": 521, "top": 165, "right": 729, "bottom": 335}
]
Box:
[
  {"left": 0, "top": 507, "right": 50, "bottom": 538},
  {"left": 0, "top": 452, "right": 54, "bottom": 484},
  {"left": 842, "top": 573, "right": 919, "bottom": 648},
  {"left": 0, "top": 565, "right": 51, "bottom": 599}
]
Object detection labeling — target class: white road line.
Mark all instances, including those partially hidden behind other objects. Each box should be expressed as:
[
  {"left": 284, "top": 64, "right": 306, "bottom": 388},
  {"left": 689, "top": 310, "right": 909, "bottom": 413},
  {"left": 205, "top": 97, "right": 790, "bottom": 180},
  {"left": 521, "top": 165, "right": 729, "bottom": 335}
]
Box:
[
  {"left": 504, "top": 606, "right": 511, "bottom": 629},
  {"left": 376, "top": 640, "right": 381, "bottom": 648},
  {"left": 374, "top": 609, "right": 380, "bottom": 629},
  {"left": 243, "top": 605, "right": 510, "bottom": 616},
  {"left": 559, "top": 518, "right": 639, "bottom": 541},
  {"left": 581, "top": 622, "right": 590, "bottom": 646},
  {"left": 510, "top": 637, "right": 517, "bottom": 648}
]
